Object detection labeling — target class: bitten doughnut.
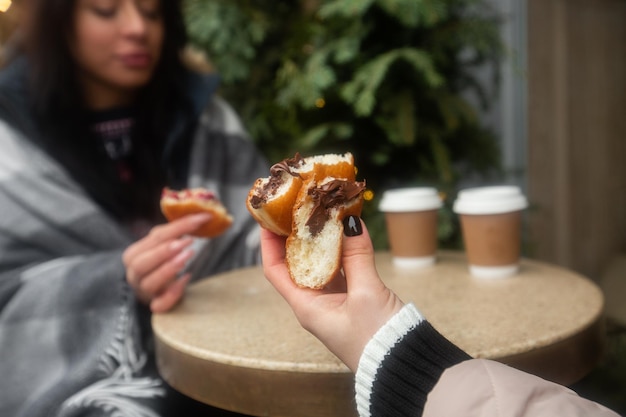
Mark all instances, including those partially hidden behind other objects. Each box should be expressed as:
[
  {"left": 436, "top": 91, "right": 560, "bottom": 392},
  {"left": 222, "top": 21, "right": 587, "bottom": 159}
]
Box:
[
  {"left": 245, "top": 153, "right": 357, "bottom": 236},
  {"left": 160, "top": 187, "right": 233, "bottom": 238},
  {"left": 246, "top": 152, "right": 366, "bottom": 288}
]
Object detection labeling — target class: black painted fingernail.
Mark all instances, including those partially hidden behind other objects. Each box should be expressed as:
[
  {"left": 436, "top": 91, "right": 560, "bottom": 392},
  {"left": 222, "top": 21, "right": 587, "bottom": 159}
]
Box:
[{"left": 343, "top": 215, "right": 362, "bottom": 237}]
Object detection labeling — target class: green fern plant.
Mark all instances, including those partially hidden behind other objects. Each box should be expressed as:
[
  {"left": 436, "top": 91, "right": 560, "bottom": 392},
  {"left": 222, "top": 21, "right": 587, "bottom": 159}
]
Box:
[{"left": 184, "top": 0, "right": 505, "bottom": 249}]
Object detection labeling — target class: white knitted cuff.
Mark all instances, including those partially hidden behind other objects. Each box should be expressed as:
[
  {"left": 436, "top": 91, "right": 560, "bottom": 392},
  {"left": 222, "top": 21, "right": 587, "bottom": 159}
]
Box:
[{"left": 354, "top": 303, "right": 424, "bottom": 417}]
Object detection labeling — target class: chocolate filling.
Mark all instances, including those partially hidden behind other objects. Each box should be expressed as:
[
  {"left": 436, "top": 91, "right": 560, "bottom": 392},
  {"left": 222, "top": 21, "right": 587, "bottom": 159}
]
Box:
[
  {"left": 250, "top": 153, "right": 305, "bottom": 209},
  {"left": 306, "top": 179, "right": 366, "bottom": 236},
  {"left": 269, "top": 152, "right": 304, "bottom": 176}
]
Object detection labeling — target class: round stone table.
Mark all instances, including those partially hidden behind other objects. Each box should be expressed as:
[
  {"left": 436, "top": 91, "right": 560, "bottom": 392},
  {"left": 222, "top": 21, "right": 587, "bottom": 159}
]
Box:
[{"left": 152, "top": 251, "right": 606, "bottom": 417}]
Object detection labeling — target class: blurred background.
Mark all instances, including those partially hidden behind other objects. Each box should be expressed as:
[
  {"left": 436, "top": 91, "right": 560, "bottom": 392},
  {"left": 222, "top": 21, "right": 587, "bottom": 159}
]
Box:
[
  {"left": 181, "top": 0, "right": 626, "bottom": 292},
  {"left": 1, "top": 0, "right": 625, "bottom": 413}
]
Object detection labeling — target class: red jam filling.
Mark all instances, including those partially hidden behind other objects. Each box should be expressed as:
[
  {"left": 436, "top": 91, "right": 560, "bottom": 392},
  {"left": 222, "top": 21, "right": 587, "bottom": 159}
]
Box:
[{"left": 162, "top": 188, "right": 216, "bottom": 201}]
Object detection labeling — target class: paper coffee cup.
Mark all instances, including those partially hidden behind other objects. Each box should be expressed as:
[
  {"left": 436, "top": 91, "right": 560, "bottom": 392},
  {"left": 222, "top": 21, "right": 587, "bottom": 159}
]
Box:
[
  {"left": 379, "top": 188, "right": 442, "bottom": 268},
  {"left": 453, "top": 186, "right": 528, "bottom": 279}
]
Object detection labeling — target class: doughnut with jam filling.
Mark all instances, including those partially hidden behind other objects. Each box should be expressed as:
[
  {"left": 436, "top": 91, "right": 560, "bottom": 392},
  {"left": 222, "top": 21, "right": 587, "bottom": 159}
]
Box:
[{"left": 160, "top": 187, "right": 233, "bottom": 238}]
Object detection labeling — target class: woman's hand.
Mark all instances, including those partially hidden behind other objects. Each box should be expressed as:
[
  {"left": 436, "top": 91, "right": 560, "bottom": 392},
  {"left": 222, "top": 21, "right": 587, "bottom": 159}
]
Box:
[
  {"left": 123, "top": 213, "right": 211, "bottom": 313},
  {"left": 261, "top": 216, "right": 405, "bottom": 372}
]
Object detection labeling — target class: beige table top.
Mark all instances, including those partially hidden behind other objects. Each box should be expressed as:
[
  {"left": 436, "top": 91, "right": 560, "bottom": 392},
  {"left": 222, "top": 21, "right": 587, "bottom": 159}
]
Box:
[{"left": 153, "top": 251, "right": 606, "bottom": 417}]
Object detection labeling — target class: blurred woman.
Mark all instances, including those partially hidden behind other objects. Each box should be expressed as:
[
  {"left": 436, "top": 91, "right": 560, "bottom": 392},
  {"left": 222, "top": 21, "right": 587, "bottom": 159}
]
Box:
[{"left": 0, "top": 0, "right": 266, "bottom": 415}]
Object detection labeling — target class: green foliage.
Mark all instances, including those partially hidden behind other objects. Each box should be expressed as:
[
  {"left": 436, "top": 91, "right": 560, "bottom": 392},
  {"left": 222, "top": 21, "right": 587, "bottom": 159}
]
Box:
[{"left": 184, "top": 0, "right": 505, "bottom": 249}]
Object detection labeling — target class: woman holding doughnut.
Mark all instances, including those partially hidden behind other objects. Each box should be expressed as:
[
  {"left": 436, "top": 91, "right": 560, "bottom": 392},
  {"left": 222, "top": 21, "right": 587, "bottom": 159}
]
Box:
[
  {"left": 261, "top": 217, "right": 620, "bottom": 417},
  {"left": 0, "top": 0, "right": 266, "bottom": 415}
]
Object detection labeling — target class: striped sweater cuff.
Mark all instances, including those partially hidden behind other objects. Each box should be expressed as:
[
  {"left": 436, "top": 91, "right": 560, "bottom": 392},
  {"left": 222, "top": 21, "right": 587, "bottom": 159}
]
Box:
[{"left": 354, "top": 303, "right": 471, "bottom": 417}]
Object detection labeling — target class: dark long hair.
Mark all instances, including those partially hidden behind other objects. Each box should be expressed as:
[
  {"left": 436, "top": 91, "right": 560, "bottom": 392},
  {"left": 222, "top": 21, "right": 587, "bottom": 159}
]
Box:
[{"left": 20, "top": 0, "right": 193, "bottom": 220}]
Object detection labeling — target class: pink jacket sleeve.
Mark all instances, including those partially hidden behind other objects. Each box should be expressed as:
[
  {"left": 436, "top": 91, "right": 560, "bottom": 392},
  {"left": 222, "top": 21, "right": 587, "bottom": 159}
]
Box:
[{"left": 424, "top": 359, "right": 619, "bottom": 417}]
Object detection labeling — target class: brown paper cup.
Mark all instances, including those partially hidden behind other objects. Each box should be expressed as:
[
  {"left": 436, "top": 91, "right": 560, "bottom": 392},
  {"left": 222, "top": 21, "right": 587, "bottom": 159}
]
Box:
[
  {"left": 454, "top": 186, "right": 528, "bottom": 279},
  {"left": 379, "top": 188, "right": 442, "bottom": 268}
]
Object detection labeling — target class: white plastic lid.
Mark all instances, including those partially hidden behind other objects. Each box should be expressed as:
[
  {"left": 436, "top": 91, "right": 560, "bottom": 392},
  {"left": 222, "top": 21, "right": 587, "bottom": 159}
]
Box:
[
  {"left": 453, "top": 186, "right": 528, "bottom": 215},
  {"left": 379, "top": 187, "right": 442, "bottom": 212}
]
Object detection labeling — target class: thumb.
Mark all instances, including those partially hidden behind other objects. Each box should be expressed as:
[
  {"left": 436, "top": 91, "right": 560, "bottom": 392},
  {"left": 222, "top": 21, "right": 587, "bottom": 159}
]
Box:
[{"left": 341, "top": 216, "right": 381, "bottom": 291}]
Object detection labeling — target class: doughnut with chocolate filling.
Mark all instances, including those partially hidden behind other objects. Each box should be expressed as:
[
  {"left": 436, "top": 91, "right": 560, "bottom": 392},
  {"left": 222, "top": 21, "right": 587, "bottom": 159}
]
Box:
[
  {"left": 246, "top": 152, "right": 357, "bottom": 236},
  {"left": 246, "top": 152, "right": 366, "bottom": 288}
]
